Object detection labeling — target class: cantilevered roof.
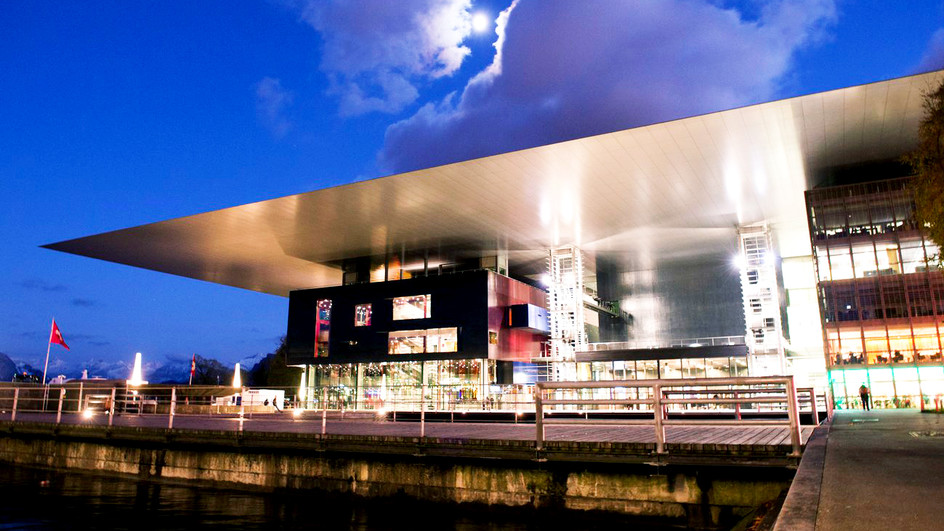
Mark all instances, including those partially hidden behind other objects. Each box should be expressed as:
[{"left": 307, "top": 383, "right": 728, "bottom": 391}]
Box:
[{"left": 45, "top": 71, "right": 943, "bottom": 296}]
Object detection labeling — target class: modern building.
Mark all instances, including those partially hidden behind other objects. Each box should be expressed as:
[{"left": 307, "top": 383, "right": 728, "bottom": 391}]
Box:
[
  {"left": 45, "top": 70, "right": 944, "bottom": 409},
  {"left": 286, "top": 268, "right": 548, "bottom": 408},
  {"left": 807, "top": 176, "right": 944, "bottom": 408}
]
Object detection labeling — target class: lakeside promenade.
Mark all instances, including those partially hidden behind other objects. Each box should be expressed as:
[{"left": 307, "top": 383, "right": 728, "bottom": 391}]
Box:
[
  {"left": 776, "top": 409, "right": 944, "bottom": 530},
  {"left": 3, "top": 410, "right": 812, "bottom": 457},
  {"left": 0, "top": 409, "right": 815, "bottom": 528}
]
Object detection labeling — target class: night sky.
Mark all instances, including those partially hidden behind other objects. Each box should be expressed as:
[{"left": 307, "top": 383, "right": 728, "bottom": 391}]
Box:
[{"left": 2, "top": 0, "right": 943, "bottom": 374}]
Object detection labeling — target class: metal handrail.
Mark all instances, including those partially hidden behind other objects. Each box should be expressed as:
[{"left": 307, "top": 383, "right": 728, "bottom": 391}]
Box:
[{"left": 534, "top": 376, "right": 803, "bottom": 457}]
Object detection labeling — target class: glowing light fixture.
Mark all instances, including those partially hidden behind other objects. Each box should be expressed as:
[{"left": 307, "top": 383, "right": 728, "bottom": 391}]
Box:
[
  {"left": 298, "top": 370, "right": 307, "bottom": 403},
  {"left": 471, "top": 12, "right": 490, "bottom": 33},
  {"left": 127, "top": 352, "right": 147, "bottom": 386},
  {"left": 233, "top": 363, "right": 242, "bottom": 388},
  {"left": 82, "top": 409, "right": 94, "bottom": 419}
]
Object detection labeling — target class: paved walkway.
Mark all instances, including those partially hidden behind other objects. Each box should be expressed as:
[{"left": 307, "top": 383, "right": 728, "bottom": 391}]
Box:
[{"left": 776, "top": 409, "right": 944, "bottom": 530}]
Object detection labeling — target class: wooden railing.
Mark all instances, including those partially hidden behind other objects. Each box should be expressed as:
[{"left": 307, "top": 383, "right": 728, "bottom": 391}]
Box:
[{"left": 534, "top": 376, "right": 806, "bottom": 456}]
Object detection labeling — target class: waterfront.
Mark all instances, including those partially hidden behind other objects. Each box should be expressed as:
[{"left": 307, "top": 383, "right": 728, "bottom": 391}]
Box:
[{"left": 0, "top": 465, "right": 684, "bottom": 530}]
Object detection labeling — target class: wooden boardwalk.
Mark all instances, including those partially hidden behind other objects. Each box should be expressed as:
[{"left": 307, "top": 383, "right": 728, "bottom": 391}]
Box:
[{"left": 3, "top": 411, "right": 813, "bottom": 449}]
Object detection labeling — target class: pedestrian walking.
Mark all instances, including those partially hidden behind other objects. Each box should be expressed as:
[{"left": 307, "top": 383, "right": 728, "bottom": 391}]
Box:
[{"left": 859, "top": 384, "right": 871, "bottom": 411}]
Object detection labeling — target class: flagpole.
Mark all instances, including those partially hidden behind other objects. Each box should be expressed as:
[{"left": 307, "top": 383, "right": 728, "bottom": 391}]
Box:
[{"left": 42, "top": 318, "right": 54, "bottom": 386}]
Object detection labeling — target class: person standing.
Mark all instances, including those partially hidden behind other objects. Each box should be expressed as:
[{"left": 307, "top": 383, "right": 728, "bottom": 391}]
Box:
[{"left": 859, "top": 384, "right": 871, "bottom": 411}]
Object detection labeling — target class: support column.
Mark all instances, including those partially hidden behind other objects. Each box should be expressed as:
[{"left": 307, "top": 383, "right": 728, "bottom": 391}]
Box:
[
  {"left": 737, "top": 223, "right": 786, "bottom": 375},
  {"left": 545, "top": 246, "right": 586, "bottom": 381}
]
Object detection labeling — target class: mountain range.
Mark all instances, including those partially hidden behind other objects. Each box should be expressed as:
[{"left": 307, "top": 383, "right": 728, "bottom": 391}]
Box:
[{"left": 0, "top": 350, "right": 270, "bottom": 384}]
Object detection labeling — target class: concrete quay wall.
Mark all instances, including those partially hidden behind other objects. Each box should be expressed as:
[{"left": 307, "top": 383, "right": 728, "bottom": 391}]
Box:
[{"left": 0, "top": 422, "right": 792, "bottom": 529}]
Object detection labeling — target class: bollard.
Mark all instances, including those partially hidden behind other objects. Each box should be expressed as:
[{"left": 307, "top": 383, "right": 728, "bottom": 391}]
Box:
[
  {"left": 11, "top": 388, "right": 19, "bottom": 422},
  {"left": 168, "top": 387, "right": 177, "bottom": 430},
  {"left": 108, "top": 388, "right": 116, "bottom": 427},
  {"left": 56, "top": 387, "right": 65, "bottom": 424}
]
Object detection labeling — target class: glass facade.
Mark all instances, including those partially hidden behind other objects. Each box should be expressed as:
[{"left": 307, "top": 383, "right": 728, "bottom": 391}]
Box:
[
  {"left": 579, "top": 356, "right": 749, "bottom": 381},
  {"left": 807, "top": 177, "right": 944, "bottom": 408},
  {"left": 302, "top": 359, "right": 494, "bottom": 410}
]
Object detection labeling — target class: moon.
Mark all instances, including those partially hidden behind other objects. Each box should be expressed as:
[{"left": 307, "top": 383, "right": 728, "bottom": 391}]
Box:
[{"left": 471, "top": 12, "right": 490, "bottom": 33}]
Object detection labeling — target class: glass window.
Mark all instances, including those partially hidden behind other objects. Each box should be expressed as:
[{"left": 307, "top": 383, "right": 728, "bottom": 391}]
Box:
[
  {"left": 354, "top": 304, "right": 372, "bottom": 327},
  {"left": 747, "top": 270, "right": 759, "bottom": 284},
  {"left": 659, "top": 359, "right": 682, "bottom": 379},
  {"left": 315, "top": 299, "right": 331, "bottom": 358},
  {"left": 392, "top": 294, "right": 432, "bottom": 320},
  {"left": 388, "top": 327, "right": 457, "bottom": 354},
  {"left": 388, "top": 330, "right": 426, "bottom": 354},
  {"left": 427, "top": 327, "right": 458, "bottom": 353}
]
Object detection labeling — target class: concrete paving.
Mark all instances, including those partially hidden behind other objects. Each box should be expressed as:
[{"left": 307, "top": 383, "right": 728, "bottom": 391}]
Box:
[{"left": 777, "top": 409, "right": 944, "bottom": 530}]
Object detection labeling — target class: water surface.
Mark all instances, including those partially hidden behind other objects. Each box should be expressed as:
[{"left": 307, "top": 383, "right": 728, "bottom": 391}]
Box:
[{"left": 0, "top": 465, "right": 682, "bottom": 530}]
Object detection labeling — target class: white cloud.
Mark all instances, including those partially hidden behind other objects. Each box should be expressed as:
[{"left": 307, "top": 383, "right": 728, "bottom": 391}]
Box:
[
  {"left": 254, "top": 77, "right": 294, "bottom": 138},
  {"left": 917, "top": 28, "right": 944, "bottom": 72},
  {"left": 300, "top": 0, "right": 474, "bottom": 116},
  {"left": 379, "top": 0, "right": 837, "bottom": 173}
]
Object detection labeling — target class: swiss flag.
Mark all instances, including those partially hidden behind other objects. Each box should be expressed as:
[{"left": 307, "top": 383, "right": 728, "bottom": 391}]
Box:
[{"left": 49, "top": 319, "right": 70, "bottom": 350}]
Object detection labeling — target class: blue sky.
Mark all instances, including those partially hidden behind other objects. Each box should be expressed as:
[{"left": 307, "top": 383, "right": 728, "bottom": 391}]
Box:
[{"left": 1, "top": 0, "right": 943, "bottom": 374}]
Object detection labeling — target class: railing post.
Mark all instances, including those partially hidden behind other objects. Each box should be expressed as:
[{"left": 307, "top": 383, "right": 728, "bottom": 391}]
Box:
[
  {"left": 11, "top": 388, "right": 18, "bottom": 422},
  {"left": 420, "top": 383, "right": 426, "bottom": 438},
  {"left": 653, "top": 383, "right": 666, "bottom": 454},
  {"left": 785, "top": 377, "right": 802, "bottom": 457},
  {"left": 77, "top": 382, "right": 83, "bottom": 414},
  {"left": 535, "top": 385, "right": 544, "bottom": 451},
  {"left": 56, "top": 387, "right": 65, "bottom": 424},
  {"left": 321, "top": 387, "right": 327, "bottom": 435},
  {"left": 108, "top": 388, "right": 116, "bottom": 427},
  {"left": 734, "top": 390, "right": 742, "bottom": 420},
  {"left": 808, "top": 388, "right": 819, "bottom": 425},
  {"left": 168, "top": 387, "right": 177, "bottom": 430},
  {"left": 238, "top": 387, "right": 245, "bottom": 432}
]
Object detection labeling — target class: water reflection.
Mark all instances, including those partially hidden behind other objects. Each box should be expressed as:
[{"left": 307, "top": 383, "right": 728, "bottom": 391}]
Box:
[{"left": 0, "top": 465, "right": 677, "bottom": 530}]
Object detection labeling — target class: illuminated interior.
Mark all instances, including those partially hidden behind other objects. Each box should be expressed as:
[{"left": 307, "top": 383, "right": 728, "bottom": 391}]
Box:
[{"left": 392, "top": 294, "right": 432, "bottom": 320}]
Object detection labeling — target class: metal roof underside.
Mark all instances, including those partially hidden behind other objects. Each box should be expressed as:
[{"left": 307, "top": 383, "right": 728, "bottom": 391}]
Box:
[{"left": 45, "top": 71, "right": 944, "bottom": 297}]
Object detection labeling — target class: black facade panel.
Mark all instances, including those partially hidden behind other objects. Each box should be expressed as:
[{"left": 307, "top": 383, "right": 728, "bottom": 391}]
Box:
[{"left": 286, "top": 270, "right": 490, "bottom": 366}]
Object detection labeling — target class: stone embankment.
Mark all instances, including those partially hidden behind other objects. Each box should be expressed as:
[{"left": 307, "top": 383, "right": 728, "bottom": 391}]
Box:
[{"left": 0, "top": 421, "right": 794, "bottom": 529}]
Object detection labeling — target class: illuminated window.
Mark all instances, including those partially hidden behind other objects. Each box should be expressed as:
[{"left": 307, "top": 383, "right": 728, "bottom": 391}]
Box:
[
  {"left": 392, "top": 294, "right": 431, "bottom": 320},
  {"left": 315, "top": 299, "right": 332, "bottom": 358},
  {"left": 354, "top": 304, "right": 372, "bottom": 327},
  {"left": 427, "top": 327, "right": 458, "bottom": 353},
  {"left": 388, "top": 327, "right": 457, "bottom": 354}
]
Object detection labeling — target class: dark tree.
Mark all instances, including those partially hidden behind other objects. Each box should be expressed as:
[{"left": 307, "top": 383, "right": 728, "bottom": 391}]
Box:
[
  {"left": 191, "top": 355, "right": 231, "bottom": 386},
  {"left": 247, "top": 337, "right": 300, "bottom": 387},
  {"left": 905, "top": 79, "right": 944, "bottom": 262}
]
